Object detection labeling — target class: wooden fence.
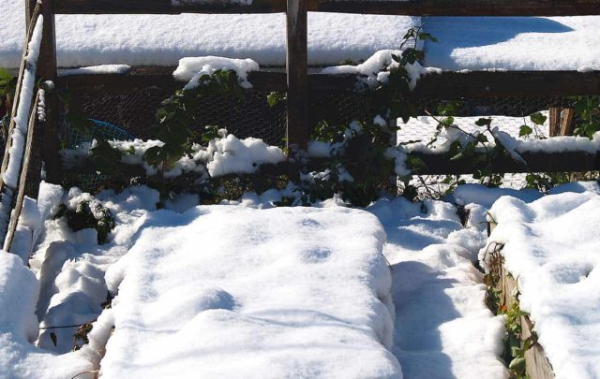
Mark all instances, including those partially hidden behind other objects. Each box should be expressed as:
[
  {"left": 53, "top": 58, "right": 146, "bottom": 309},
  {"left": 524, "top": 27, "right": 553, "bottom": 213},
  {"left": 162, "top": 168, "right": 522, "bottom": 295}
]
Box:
[{"left": 1, "top": 0, "right": 599, "bottom": 252}]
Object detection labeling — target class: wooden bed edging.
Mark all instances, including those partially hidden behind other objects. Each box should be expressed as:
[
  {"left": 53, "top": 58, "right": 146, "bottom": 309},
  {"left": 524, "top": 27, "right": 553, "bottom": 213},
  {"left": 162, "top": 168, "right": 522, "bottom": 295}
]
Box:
[{"left": 488, "top": 222, "right": 555, "bottom": 379}]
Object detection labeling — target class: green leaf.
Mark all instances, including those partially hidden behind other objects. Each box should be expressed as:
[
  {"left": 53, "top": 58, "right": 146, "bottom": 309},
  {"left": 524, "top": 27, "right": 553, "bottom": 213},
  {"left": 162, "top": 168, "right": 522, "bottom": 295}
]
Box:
[
  {"left": 418, "top": 33, "right": 438, "bottom": 43},
  {"left": 530, "top": 112, "right": 547, "bottom": 126},
  {"left": 509, "top": 357, "right": 526, "bottom": 371},
  {"left": 519, "top": 125, "right": 533, "bottom": 137},
  {"left": 475, "top": 118, "right": 492, "bottom": 127}
]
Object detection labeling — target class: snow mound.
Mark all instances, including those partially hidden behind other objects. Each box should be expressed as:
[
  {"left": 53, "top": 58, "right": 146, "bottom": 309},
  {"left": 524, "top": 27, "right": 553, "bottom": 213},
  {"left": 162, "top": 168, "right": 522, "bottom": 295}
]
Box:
[
  {"left": 483, "top": 191, "right": 600, "bottom": 379},
  {"left": 173, "top": 56, "right": 259, "bottom": 89},
  {"left": 0, "top": 253, "right": 94, "bottom": 379},
  {"left": 101, "top": 206, "right": 401, "bottom": 378}
]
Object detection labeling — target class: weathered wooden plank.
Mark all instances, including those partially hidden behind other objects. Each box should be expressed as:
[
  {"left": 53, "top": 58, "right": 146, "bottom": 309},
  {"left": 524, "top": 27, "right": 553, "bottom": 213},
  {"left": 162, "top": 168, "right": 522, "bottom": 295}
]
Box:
[
  {"left": 286, "top": 0, "right": 309, "bottom": 149},
  {"left": 54, "top": 0, "right": 600, "bottom": 16},
  {"left": 550, "top": 108, "right": 576, "bottom": 136},
  {"left": 39, "top": 0, "right": 61, "bottom": 184},
  {"left": 549, "top": 108, "right": 561, "bottom": 136},
  {"left": 0, "top": 4, "right": 41, "bottom": 187},
  {"left": 56, "top": 69, "right": 600, "bottom": 98},
  {"left": 3, "top": 93, "right": 41, "bottom": 252},
  {"left": 317, "top": 0, "right": 600, "bottom": 16},
  {"left": 500, "top": 265, "right": 555, "bottom": 379},
  {"left": 559, "top": 108, "right": 575, "bottom": 136},
  {"left": 413, "top": 150, "right": 600, "bottom": 175}
]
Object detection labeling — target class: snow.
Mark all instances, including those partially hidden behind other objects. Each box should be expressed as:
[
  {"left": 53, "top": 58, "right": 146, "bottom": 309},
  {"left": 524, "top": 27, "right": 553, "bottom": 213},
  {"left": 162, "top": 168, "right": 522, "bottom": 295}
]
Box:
[
  {"left": 2, "top": 17, "right": 43, "bottom": 189},
  {"left": 3, "top": 0, "right": 599, "bottom": 72},
  {"left": 482, "top": 191, "right": 600, "bottom": 379},
  {"left": 448, "top": 183, "right": 542, "bottom": 209},
  {"left": 321, "top": 50, "right": 440, "bottom": 90},
  {"left": 424, "top": 16, "right": 600, "bottom": 72},
  {"left": 61, "top": 133, "right": 285, "bottom": 179},
  {"left": 58, "top": 64, "right": 131, "bottom": 77},
  {"left": 0, "top": 197, "right": 95, "bottom": 379},
  {"left": 100, "top": 206, "right": 401, "bottom": 378},
  {"left": 368, "top": 198, "right": 508, "bottom": 379},
  {"left": 173, "top": 56, "right": 259, "bottom": 89},
  {"left": 0, "top": 0, "right": 420, "bottom": 69},
  {"left": 496, "top": 130, "right": 600, "bottom": 155}
]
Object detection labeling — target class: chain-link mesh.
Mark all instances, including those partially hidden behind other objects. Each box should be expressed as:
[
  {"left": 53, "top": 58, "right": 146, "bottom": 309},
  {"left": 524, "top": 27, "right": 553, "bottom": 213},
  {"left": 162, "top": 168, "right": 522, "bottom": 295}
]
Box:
[
  {"left": 55, "top": 86, "right": 580, "bottom": 192},
  {"left": 64, "top": 89, "right": 574, "bottom": 145},
  {"left": 69, "top": 90, "right": 287, "bottom": 147}
]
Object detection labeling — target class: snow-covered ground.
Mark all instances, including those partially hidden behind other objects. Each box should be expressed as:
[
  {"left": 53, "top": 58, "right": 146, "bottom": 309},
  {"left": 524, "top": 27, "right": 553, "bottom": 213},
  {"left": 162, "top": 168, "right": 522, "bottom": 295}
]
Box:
[
  {"left": 368, "top": 198, "right": 507, "bottom": 378},
  {"left": 1, "top": 177, "right": 600, "bottom": 377},
  {"left": 483, "top": 186, "right": 600, "bottom": 379},
  {"left": 101, "top": 206, "right": 400, "bottom": 378},
  {"left": 2, "top": 0, "right": 600, "bottom": 71}
]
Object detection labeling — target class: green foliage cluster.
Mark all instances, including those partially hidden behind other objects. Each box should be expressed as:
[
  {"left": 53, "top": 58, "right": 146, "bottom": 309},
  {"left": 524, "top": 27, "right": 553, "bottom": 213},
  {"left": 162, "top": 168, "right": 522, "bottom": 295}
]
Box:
[
  {"left": 59, "top": 26, "right": 600, "bottom": 205},
  {"left": 54, "top": 200, "right": 115, "bottom": 244},
  {"left": 573, "top": 96, "right": 600, "bottom": 138}
]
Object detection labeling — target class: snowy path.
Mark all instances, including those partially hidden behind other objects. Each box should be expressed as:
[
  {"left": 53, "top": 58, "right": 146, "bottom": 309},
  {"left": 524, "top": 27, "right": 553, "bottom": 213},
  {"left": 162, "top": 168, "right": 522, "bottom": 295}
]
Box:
[{"left": 369, "top": 198, "right": 508, "bottom": 379}]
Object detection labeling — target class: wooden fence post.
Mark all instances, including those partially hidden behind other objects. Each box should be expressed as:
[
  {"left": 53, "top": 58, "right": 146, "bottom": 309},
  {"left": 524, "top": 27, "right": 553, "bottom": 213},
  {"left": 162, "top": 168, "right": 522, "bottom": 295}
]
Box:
[
  {"left": 550, "top": 107, "right": 575, "bottom": 137},
  {"left": 25, "top": 0, "right": 37, "bottom": 30},
  {"left": 286, "top": 0, "right": 308, "bottom": 152},
  {"left": 39, "top": 0, "right": 60, "bottom": 184}
]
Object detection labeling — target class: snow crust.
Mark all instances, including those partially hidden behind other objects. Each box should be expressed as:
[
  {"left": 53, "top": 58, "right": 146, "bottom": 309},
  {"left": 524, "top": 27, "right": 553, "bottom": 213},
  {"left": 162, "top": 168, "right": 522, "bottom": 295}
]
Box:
[
  {"left": 173, "top": 56, "right": 259, "bottom": 89},
  {"left": 483, "top": 191, "right": 600, "bottom": 378},
  {"left": 101, "top": 206, "right": 401, "bottom": 378}
]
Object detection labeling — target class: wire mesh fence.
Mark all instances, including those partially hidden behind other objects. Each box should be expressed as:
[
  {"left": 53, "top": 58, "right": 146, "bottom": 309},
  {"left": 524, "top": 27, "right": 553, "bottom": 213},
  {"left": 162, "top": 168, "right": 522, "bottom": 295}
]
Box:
[{"left": 55, "top": 87, "right": 576, "bottom": 191}]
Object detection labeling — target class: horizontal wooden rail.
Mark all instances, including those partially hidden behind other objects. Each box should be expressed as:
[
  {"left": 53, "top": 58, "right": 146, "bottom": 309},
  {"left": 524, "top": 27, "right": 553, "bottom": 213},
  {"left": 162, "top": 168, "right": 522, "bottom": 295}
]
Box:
[
  {"left": 55, "top": 0, "right": 600, "bottom": 16},
  {"left": 414, "top": 150, "right": 600, "bottom": 175},
  {"left": 64, "top": 149, "right": 600, "bottom": 177},
  {"left": 56, "top": 68, "right": 600, "bottom": 98}
]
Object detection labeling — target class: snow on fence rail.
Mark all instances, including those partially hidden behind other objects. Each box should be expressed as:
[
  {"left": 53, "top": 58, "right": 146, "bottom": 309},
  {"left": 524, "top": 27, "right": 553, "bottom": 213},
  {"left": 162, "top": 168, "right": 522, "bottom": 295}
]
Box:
[
  {"left": 15, "top": 0, "right": 600, "bottom": 186},
  {"left": 0, "top": 5, "right": 44, "bottom": 250}
]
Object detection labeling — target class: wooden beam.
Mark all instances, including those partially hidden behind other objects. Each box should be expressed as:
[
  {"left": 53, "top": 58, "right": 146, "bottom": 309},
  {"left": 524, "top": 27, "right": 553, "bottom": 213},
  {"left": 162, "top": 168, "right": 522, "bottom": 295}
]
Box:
[
  {"left": 0, "top": 3, "right": 41, "bottom": 187},
  {"left": 413, "top": 150, "right": 600, "bottom": 175},
  {"left": 54, "top": 0, "right": 600, "bottom": 16},
  {"left": 39, "top": 0, "right": 61, "bottom": 184},
  {"left": 286, "top": 0, "right": 309, "bottom": 150},
  {"left": 3, "top": 93, "right": 41, "bottom": 252},
  {"left": 549, "top": 107, "right": 561, "bottom": 136},
  {"left": 56, "top": 69, "right": 600, "bottom": 98},
  {"left": 317, "top": 0, "right": 600, "bottom": 16},
  {"left": 559, "top": 108, "right": 575, "bottom": 136}
]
